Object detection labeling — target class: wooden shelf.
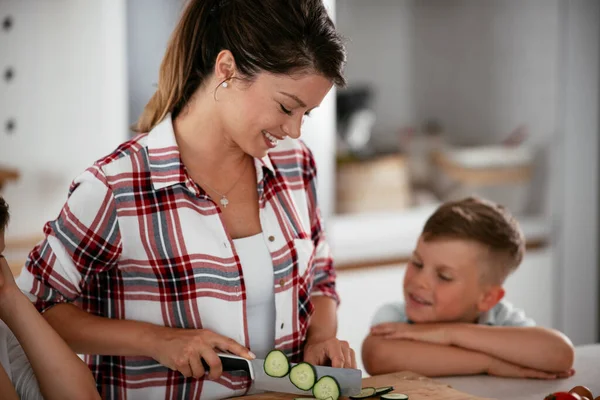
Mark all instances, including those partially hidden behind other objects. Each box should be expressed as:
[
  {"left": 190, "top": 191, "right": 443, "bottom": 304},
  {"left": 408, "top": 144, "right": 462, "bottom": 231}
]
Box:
[{"left": 0, "top": 166, "right": 19, "bottom": 190}]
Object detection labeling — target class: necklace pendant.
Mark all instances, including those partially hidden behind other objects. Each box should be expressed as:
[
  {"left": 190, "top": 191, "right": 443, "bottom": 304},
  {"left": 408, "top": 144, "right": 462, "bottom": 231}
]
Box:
[{"left": 220, "top": 196, "right": 229, "bottom": 208}]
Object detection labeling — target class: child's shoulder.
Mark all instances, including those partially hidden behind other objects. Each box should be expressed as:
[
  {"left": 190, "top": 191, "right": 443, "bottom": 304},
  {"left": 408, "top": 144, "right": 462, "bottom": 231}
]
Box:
[
  {"left": 371, "top": 302, "right": 409, "bottom": 326},
  {"left": 481, "top": 299, "right": 536, "bottom": 327}
]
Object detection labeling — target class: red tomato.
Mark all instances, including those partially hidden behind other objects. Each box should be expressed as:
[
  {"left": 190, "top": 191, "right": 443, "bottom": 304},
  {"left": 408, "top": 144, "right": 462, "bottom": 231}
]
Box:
[{"left": 544, "top": 393, "right": 581, "bottom": 400}]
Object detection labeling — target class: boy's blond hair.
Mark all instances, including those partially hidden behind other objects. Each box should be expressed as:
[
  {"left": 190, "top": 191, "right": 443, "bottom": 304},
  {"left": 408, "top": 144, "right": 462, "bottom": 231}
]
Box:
[
  {"left": 0, "top": 196, "right": 8, "bottom": 232},
  {"left": 422, "top": 197, "right": 525, "bottom": 284}
]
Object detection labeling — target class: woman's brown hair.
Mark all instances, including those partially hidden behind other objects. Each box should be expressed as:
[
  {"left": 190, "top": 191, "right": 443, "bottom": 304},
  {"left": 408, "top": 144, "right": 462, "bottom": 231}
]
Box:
[{"left": 135, "top": 0, "right": 346, "bottom": 133}]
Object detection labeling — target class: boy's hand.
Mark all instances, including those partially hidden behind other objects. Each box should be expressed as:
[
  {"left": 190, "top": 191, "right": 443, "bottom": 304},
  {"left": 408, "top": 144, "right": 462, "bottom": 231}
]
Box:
[
  {"left": 370, "top": 322, "right": 451, "bottom": 345},
  {"left": 487, "top": 357, "right": 575, "bottom": 379}
]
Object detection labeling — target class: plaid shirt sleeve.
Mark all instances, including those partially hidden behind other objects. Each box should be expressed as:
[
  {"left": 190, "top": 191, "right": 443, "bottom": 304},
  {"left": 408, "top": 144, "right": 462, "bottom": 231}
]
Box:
[
  {"left": 303, "top": 145, "right": 338, "bottom": 304},
  {"left": 18, "top": 165, "right": 122, "bottom": 314}
]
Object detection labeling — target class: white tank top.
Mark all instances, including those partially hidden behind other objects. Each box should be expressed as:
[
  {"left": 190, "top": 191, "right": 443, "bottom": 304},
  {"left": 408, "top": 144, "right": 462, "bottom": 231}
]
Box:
[{"left": 232, "top": 233, "right": 276, "bottom": 359}]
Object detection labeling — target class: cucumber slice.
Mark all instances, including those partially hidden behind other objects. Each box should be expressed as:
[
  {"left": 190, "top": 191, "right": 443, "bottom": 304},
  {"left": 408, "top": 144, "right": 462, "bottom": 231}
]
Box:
[
  {"left": 381, "top": 394, "right": 409, "bottom": 400},
  {"left": 375, "top": 386, "right": 394, "bottom": 395},
  {"left": 312, "top": 375, "right": 341, "bottom": 400},
  {"left": 349, "top": 387, "right": 377, "bottom": 399},
  {"left": 263, "top": 350, "right": 290, "bottom": 378},
  {"left": 289, "top": 362, "right": 317, "bottom": 391}
]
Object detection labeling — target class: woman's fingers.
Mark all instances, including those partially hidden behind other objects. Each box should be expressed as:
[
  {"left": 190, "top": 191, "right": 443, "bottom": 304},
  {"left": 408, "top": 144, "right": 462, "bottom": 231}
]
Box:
[
  {"left": 200, "top": 347, "right": 223, "bottom": 380},
  {"left": 213, "top": 334, "right": 255, "bottom": 360}
]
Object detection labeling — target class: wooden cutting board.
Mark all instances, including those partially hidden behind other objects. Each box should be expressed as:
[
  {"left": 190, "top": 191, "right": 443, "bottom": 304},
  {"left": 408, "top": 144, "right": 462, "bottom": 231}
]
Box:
[{"left": 230, "top": 371, "right": 492, "bottom": 399}]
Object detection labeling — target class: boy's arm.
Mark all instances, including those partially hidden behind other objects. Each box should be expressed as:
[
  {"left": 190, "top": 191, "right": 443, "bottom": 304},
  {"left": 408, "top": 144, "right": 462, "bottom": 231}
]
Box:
[
  {"left": 362, "top": 334, "right": 567, "bottom": 379},
  {"left": 0, "top": 256, "right": 100, "bottom": 400},
  {"left": 362, "top": 334, "right": 490, "bottom": 377},
  {"left": 446, "top": 324, "right": 575, "bottom": 372},
  {"left": 0, "top": 364, "right": 19, "bottom": 400},
  {"left": 371, "top": 322, "right": 574, "bottom": 373}
]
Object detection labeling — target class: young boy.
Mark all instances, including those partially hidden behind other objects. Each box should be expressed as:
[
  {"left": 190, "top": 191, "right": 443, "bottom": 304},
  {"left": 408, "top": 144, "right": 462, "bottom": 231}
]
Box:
[
  {"left": 0, "top": 196, "right": 100, "bottom": 400},
  {"left": 362, "top": 197, "right": 575, "bottom": 379}
]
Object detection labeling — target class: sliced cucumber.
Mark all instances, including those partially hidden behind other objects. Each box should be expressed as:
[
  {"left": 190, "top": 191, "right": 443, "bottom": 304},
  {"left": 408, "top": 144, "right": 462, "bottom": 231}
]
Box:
[
  {"left": 349, "top": 387, "right": 377, "bottom": 399},
  {"left": 312, "top": 375, "right": 341, "bottom": 400},
  {"left": 263, "top": 349, "right": 290, "bottom": 378},
  {"left": 381, "top": 394, "right": 409, "bottom": 400},
  {"left": 289, "top": 362, "right": 317, "bottom": 391},
  {"left": 293, "top": 398, "right": 332, "bottom": 400},
  {"left": 375, "top": 386, "right": 394, "bottom": 395}
]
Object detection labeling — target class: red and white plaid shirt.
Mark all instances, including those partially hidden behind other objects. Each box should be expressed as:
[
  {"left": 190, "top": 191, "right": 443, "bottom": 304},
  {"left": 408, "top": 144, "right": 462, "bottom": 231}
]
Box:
[{"left": 17, "top": 115, "right": 338, "bottom": 400}]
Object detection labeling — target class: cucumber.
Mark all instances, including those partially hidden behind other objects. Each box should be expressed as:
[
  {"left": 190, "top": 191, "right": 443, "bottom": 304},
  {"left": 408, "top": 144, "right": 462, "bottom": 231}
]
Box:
[
  {"left": 381, "top": 394, "right": 409, "bottom": 400},
  {"left": 312, "top": 375, "right": 341, "bottom": 400},
  {"left": 263, "top": 350, "right": 290, "bottom": 378},
  {"left": 349, "top": 387, "right": 377, "bottom": 399},
  {"left": 289, "top": 362, "right": 317, "bottom": 391},
  {"left": 293, "top": 398, "right": 332, "bottom": 400},
  {"left": 375, "top": 386, "right": 394, "bottom": 395}
]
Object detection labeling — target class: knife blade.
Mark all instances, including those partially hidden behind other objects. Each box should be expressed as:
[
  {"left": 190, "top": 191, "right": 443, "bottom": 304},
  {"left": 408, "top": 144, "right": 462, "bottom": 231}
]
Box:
[{"left": 205, "top": 353, "right": 362, "bottom": 396}]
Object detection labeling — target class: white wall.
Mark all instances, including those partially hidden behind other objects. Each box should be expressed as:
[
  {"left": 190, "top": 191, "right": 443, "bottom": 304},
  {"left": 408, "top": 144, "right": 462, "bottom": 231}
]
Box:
[
  {"left": 413, "top": 0, "right": 560, "bottom": 146},
  {"left": 554, "top": 0, "right": 599, "bottom": 345},
  {"left": 126, "top": 0, "right": 186, "bottom": 128},
  {"left": 335, "top": 0, "right": 560, "bottom": 147},
  {"left": 412, "top": 0, "right": 560, "bottom": 215},
  {"left": 335, "top": 0, "right": 415, "bottom": 141},
  {"left": 300, "top": 0, "right": 337, "bottom": 220},
  {"left": 0, "top": 0, "right": 128, "bottom": 237}
]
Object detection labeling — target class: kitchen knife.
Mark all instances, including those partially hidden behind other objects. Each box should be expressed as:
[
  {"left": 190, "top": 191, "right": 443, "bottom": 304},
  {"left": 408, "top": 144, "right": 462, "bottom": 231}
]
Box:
[{"left": 204, "top": 353, "right": 362, "bottom": 396}]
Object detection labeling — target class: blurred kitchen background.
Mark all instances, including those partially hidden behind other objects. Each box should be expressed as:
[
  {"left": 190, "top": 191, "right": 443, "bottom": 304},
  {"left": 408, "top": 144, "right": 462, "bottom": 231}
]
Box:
[{"left": 0, "top": 0, "right": 598, "bottom": 373}]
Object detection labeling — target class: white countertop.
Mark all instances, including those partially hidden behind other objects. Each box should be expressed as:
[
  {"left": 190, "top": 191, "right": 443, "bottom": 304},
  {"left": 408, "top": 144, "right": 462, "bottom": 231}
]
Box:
[
  {"left": 328, "top": 205, "right": 551, "bottom": 267},
  {"left": 435, "top": 344, "right": 600, "bottom": 400}
]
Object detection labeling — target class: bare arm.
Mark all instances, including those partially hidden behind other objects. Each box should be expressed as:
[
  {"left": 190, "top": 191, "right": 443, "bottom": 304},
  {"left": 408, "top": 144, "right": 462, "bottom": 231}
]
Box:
[
  {"left": 43, "top": 303, "right": 162, "bottom": 357},
  {"left": 305, "top": 296, "right": 337, "bottom": 346},
  {"left": 447, "top": 324, "right": 574, "bottom": 372},
  {"left": 362, "top": 334, "right": 491, "bottom": 377},
  {"left": 43, "top": 302, "right": 254, "bottom": 380},
  {"left": 0, "top": 255, "right": 99, "bottom": 400},
  {"left": 302, "top": 296, "right": 356, "bottom": 369},
  {"left": 0, "top": 364, "right": 19, "bottom": 400}
]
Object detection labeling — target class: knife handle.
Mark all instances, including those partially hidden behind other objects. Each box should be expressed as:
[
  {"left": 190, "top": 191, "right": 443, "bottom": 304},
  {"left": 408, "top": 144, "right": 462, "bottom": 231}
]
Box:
[{"left": 201, "top": 354, "right": 252, "bottom": 374}]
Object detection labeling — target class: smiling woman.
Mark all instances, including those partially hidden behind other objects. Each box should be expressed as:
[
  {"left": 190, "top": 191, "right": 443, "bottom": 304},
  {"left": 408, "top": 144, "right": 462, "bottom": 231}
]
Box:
[{"left": 15, "top": 0, "right": 355, "bottom": 399}]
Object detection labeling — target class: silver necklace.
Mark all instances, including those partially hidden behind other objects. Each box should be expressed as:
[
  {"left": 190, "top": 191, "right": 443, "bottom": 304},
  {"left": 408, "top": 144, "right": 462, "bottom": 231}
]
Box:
[{"left": 199, "top": 157, "right": 251, "bottom": 208}]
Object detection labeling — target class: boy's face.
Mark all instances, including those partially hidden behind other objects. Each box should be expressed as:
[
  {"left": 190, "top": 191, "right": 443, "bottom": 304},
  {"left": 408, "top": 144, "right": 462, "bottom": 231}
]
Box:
[{"left": 403, "top": 236, "right": 504, "bottom": 323}]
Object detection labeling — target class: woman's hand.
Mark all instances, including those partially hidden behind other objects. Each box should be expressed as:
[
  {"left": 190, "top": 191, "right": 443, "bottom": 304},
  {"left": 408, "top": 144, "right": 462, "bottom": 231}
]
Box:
[
  {"left": 149, "top": 327, "right": 254, "bottom": 380},
  {"left": 303, "top": 337, "right": 357, "bottom": 369}
]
